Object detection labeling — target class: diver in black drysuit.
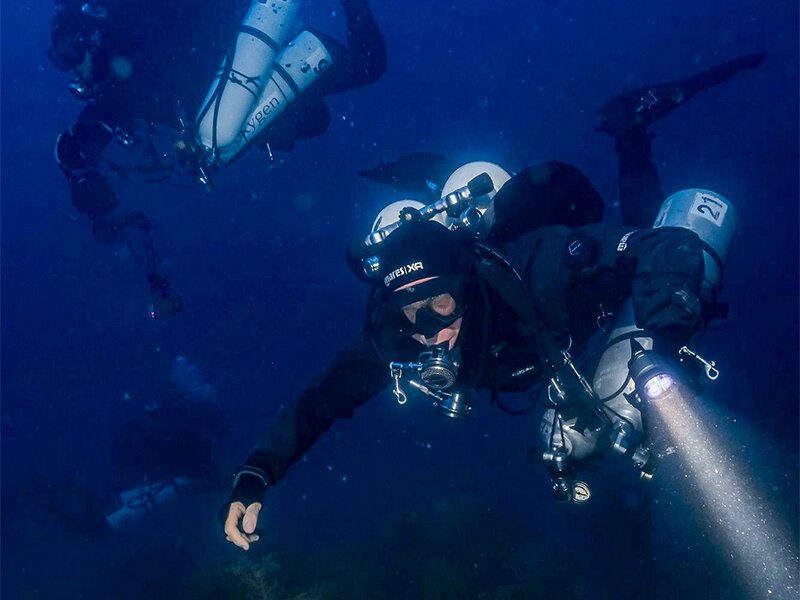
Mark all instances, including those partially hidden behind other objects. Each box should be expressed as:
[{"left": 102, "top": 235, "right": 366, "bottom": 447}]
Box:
[
  {"left": 49, "top": 0, "right": 386, "bottom": 313},
  {"left": 218, "top": 54, "right": 765, "bottom": 551},
  {"left": 217, "top": 55, "right": 764, "bottom": 550}
]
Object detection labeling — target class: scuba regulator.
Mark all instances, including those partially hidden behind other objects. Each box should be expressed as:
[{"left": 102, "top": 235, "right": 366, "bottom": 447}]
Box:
[
  {"left": 350, "top": 171, "right": 497, "bottom": 420},
  {"left": 389, "top": 345, "right": 472, "bottom": 420}
]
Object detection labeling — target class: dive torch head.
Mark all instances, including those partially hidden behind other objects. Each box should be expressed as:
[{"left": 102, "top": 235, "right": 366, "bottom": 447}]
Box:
[{"left": 628, "top": 339, "right": 676, "bottom": 402}]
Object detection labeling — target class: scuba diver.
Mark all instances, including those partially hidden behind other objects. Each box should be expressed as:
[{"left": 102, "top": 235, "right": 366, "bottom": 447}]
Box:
[
  {"left": 34, "top": 357, "right": 226, "bottom": 538},
  {"left": 182, "top": 0, "right": 387, "bottom": 184},
  {"left": 220, "top": 54, "right": 761, "bottom": 550},
  {"left": 49, "top": 0, "right": 385, "bottom": 180},
  {"left": 64, "top": 167, "right": 183, "bottom": 319},
  {"left": 105, "top": 391, "right": 227, "bottom": 532},
  {"left": 48, "top": 0, "right": 386, "bottom": 309}
]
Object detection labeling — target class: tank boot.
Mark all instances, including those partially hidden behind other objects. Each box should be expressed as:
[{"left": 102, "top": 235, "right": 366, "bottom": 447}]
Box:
[{"left": 595, "top": 53, "right": 766, "bottom": 138}]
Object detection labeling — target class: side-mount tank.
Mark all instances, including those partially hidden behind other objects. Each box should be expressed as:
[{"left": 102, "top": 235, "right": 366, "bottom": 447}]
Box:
[{"left": 541, "top": 189, "right": 737, "bottom": 474}]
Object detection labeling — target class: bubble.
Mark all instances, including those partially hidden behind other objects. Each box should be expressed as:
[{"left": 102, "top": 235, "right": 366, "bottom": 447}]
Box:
[{"left": 109, "top": 56, "right": 133, "bottom": 79}]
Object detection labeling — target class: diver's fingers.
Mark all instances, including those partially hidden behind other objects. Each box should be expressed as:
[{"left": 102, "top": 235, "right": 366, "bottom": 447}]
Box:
[
  {"left": 242, "top": 502, "right": 262, "bottom": 535},
  {"left": 224, "top": 502, "right": 251, "bottom": 550},
  {"left": 226, "top": 534, "right": 260, "bottom": 542}
]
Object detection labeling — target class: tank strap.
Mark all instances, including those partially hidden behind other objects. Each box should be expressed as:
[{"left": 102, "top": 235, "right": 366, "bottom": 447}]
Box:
[
  {"left": 239, "top": 25, "right": 280, "bottom": 52},
  {"left": 603, "top": 329, "right": 651, "bottom": 350},
  {"left": 472, "top": 244, "right": 539, "bottom": 330},
  {"left": 471, "top": 244, "right": 567, "bottom": 368},
  {"left": 698, "top": 239, "right": 725, "bottom": 283},
  {"left": 272, "top": 62, "right": 302, "bottom": 97}
]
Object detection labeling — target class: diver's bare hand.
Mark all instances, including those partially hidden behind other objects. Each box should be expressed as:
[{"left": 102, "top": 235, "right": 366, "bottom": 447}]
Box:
[
  {"left": 224, "top": 501, "right": 262, "bottom": 550},
  {"left": 223, "top": 466, "right": 269, "bottom": 550}
]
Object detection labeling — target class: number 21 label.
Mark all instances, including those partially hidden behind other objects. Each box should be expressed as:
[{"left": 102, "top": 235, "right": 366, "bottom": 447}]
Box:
[{"left": 691, "top": 192, "right": 728, "bottom": 226}]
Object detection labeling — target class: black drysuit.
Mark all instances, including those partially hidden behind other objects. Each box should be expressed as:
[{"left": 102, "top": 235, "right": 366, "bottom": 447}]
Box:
[{"left": 241, "top": 222, "right": 705, "bottom": 487}]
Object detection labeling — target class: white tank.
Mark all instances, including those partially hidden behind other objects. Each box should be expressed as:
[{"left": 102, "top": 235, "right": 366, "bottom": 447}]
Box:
[
  {"left": 217, "top": 31, "right": 333, "bottom": 164},
  {"left": 653, "top": 188, "right": 737, "bottom": 299},
  {"left": 105, "top": 478, "right": 190, "bottom": 532},
  {"left": 440, "top": 162, "right": 511, "bottom": 229},
  {"left": 196, "top": 0, "right": 299, "bottom": 153}
]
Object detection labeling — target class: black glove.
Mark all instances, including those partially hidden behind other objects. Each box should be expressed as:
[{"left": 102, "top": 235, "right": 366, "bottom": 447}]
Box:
[
  {"left": 229, "top": 465, "right": 269, "bottom": 507},
  {"left": 219, "top": 465, "right": 269, "bottom": 527}
]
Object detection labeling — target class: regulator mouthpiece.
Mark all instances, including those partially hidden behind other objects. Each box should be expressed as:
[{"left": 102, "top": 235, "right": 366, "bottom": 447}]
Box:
[
  {"left": 418, "top": 347, "right": 458, "bottom": 390},
  {"left": 388, "top": 350, "right": 469, "bottom": 419}
]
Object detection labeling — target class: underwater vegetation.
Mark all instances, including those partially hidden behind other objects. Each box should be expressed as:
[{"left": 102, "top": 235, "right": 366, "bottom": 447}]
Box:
[{"left": 175, "top": 492, "right": 641, "bottom": 599}]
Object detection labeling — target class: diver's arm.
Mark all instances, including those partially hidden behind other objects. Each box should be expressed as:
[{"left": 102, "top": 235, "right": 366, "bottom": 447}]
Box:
[
  {"left": 223, "top": 335, "right": 388, "bottom": 550},
  {"left": 243, "top": 335, "right": 389, "bottom": 485},
  {"left": 622, "top": 227, "right": 705, "bottom": 340},
  {"left": 559, "top": 224, "right": 704, "bottom": 346}
]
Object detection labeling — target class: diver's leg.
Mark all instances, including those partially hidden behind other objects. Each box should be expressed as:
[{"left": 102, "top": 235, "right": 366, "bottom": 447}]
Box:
[
  {"left": 598, "top": 53, "right": 766, "bottom": 227},
  {"left": 341, "top": 0, "right": 386, "bottom": 83},
  {"left": 318, "top": 0, "right": 386, "bottom": 94},
  {"left": 121, "top": 212, "right": 183, "bottom": 318},
  {"left": 616, "top": 126, "right": 664, "bottom": 228},
  {"left": 121, "top": 212, "right": 170, "bottom": 295}
]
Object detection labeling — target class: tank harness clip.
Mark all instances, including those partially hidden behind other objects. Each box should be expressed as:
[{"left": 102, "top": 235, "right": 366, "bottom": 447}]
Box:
[
  {"left": 595, "top": 304, "right": 614, "bottom": 331},
  {"left": 389, "top": 361, "right": 457, "bottom": 408},
  {"left": 678, "top": 346, "right": 719, "bottom": 380},
  {"left": 389, "top": 362, "right": 407, "bottom": 404}
]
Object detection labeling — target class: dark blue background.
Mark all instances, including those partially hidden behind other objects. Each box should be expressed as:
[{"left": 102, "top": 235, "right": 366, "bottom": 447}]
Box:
[{"left": 2, "top": 0, "right": 798, "bottom": 597}]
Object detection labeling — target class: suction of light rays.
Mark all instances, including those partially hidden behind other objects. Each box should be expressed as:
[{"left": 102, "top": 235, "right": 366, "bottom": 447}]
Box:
[{"left": 647, "top": 386, "right": 798, "bottom": 599}]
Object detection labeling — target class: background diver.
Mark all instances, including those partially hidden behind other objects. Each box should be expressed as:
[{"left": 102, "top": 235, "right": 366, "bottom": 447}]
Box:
[
  {"left": 32, "top": 357, "right": 226, "bottom": 539},
  {"left": 65, "top": 168, "right": 183, "bottom": 318},
  {"left": 48, "top": 0, "right": 386, "bottom": 312},
  {"left": 219, "top": 55, "right": 761, "bottom": 550}
]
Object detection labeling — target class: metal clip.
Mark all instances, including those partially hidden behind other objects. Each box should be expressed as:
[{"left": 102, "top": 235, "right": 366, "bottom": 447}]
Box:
[
  {"left": 596, "top": 304, "right": 614, "bottom": 331},
  {"left": 678, "top": 346, "right": 719, "bottom": 380},
  {"left": 389, "top": 364, "right": 407, "bottom": 405}
]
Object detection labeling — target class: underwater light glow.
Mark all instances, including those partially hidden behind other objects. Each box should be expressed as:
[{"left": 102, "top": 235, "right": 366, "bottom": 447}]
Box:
[
  {"left": 649, "top": 387, "right": 799, "bottom": 599},
  {"left": 642, "top": 373, "right": 675, "bottom": 399}
]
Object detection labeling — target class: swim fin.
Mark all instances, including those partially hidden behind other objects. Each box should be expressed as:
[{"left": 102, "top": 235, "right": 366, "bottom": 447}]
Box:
[
  {"left": 358, "top": 152, "right": 455, "bottom": 194},
  {"left": 595, "top": 53, "right": 766, "bottom": 137}
]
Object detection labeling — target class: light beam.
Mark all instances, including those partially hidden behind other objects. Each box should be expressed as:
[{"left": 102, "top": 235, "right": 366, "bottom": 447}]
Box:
[{"left": 648, "top": 388, "right": 798, "bottom": 598}]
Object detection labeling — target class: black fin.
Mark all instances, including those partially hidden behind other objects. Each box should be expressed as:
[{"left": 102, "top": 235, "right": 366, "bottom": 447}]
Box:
[
  {"left": 358, "top": 152, "right": 455, "bottom": 194},
  {"left": 596, "top": 53, "right": 767, "bottom": 137}
]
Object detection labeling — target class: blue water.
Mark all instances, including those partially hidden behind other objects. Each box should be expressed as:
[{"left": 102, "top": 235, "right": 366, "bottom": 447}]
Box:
[{"left": 2, "top": 0, "right": 798, "bottom": 598}]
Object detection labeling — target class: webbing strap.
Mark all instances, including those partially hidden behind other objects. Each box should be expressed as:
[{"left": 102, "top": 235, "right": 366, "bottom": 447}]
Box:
[
  {"left": 272, "top": 62, "right": 301, "bottom": 97},
  {"left": 239, "top": 25, "right": 280, "bottom": 52},
  {"left": 698, "top": 239, "right": 725, "bottom": 282}
]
